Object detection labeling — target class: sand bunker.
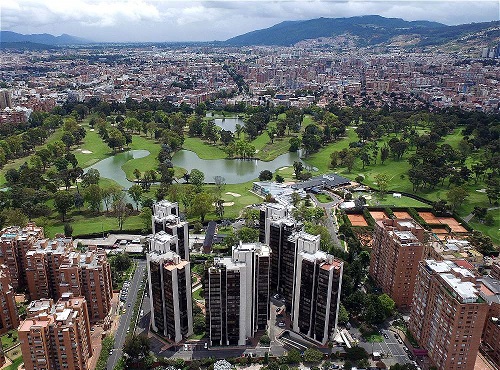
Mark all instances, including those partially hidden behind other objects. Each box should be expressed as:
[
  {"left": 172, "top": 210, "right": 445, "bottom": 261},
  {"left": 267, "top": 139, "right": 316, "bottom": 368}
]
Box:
[
  {"left": 278, "top": 167, "right": 289, "bottom": 171},
  {"left": 225, "top": 192, "right": 241, "bottom": 197},
  {"left": 81, "top": 150, "right": 93, "bottom": 154}
]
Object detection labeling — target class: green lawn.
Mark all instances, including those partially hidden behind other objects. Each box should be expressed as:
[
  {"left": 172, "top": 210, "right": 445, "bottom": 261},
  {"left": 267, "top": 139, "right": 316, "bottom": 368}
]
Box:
[
  {"left": 182, "top": 137, "right": 227, "bottom": 159},
  {"left": 315, "top": 193, "right": 333, "bottom": 203},
  {"left": 192, "top": 288, "right": 204, "bottom": 301},
  {"left": 257, "top": 136, "right": 296, "bottom": 161},
  {"left": 251, "top": 132, "right": 270, "bottom": 152},
  {"left": 73, "top": 125, "right": 114, "bottom": 168},
  {"left": 1, "top": 330, "right": 19, "bottom": 349},
  {"left": 121, "top": 135, "right": 162, "bottom": 180},
  {"left": 35, "top": 211, "right": 146, "bottom": 238},
  {"left": 469, "top": 212, "right": 500, "bottom": 245},
  {"left": 5, "top": 356, "right": 23, "bottom": 370}
]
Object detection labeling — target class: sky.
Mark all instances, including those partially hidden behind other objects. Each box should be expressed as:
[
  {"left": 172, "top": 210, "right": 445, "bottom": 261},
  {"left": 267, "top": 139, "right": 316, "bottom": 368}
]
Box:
[{"left": 1, "top": 0, "right": 499, "bottom": 42}]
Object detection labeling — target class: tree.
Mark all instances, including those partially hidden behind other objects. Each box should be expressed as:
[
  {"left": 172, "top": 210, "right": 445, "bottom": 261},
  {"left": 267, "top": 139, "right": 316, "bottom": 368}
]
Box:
[
  {"left": 64, "top": 223, "right": 73, "bottom": 237},
  {"left": 128, "top": 184, "right": 143, "bottom": 210},
  {"left": 112, "top": 199, "right": 130, "bottom": 231},
  {"left": 267, "top": 127, "right": 277, "bottom": 143},
  {"left": 213, "top": 176, "right": 226, "bottom": 199},
  {"left": 293, "top": 161, "right": 304, "bottom": 179},
  {"left": 275, "top": 173, "right": 284, "bottom": 183},
  {"left": 303, "top": 348, "right": 323, "bottom": 363},
  {"left": 123, "top": 334, "right": 150, "bottom": 360},
  {"left": 259, "top": 170, "right": 273, "bottom": 181},
  {"left": 345, "top": 346, "right": 369, "bottom": 362},
  {"left": 54, "top": 191, "right": 74, "bottom": 221},
  {"left": 190, "top": 169, "right": 205, "bottom": 192},
  {"left": 81, "top": 168, "right": 100, "bottom": 188},
  {"left": 447, "top": 186, "right": 469, "bottom": 211},
  {"left": 84, "top": 184, "right": 102, "bottom": 213},
  {"left": 237, "top": 227, "right": 259, "bottom": 242},
  {"left": 139, "top": 207, "right": 152, "bottom": 233},
  {"left": 378, "top": 293, "right": 395, "bottom": 317},
  {"left": 190, "top": 192, "right": 213, "bottom": 222},
  {"left": 1, "top": 208, "right": 27, "bottom": 228},
  {"left": 380, "top": 146, "right": 390, "bottom": 164},
  {"left": 193, "top": 314, "right": 205, "bottom": 335},
  {"left": 259, "top": 334, "right": 271, "bottom": 345},
  {"left": 338, "top": 304, "right": 349, "bottom": 325},
  {"left": 110, "top": 253, "right": 132, "bottom": 272},
  {"left": 374, "top": 173, "right": 389, "bottom": 198},
  {"left": 286, "top": 349, "right": 302, "bottom": 364}
]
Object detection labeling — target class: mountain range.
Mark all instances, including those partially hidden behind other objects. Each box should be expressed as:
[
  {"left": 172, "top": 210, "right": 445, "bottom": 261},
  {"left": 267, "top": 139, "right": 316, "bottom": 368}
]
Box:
[
  {"left": 0, "top": 31, "right": 90, "bottom": 45},
  {"left": 1, "top": 16, "right": 498, "bottom": 48},
  {"left": 225, "top": 15, "right": 499, "bottom": 47}
]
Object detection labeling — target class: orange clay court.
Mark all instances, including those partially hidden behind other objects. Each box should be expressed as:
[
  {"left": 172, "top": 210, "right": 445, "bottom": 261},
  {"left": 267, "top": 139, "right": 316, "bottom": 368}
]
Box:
[
  {"left": 393, "top": 211, "right": 411, "bottom": 219},
  {"left": 418, "top": 211, "right": 440, "bottom": 223},
  {"left": 419, "top": 212, "right": 468, "bottom": 233},
  {"left": 370, "top": 211, "right": 388, "bottom": 221},
  {"left": 347, "top": 214, "right": 369, "bottom": 226}
]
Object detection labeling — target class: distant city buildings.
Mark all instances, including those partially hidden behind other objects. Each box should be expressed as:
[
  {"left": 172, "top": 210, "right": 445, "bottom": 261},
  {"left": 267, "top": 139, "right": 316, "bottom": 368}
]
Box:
[
  {"left": 19, "top": 293, "right": 92, "bottom": 370},
  {"left": 409, "top": 260, "right": 488, "bottom": 370},
  {"left": 369, "top": 218, "right": 426, "bottom": 308}
]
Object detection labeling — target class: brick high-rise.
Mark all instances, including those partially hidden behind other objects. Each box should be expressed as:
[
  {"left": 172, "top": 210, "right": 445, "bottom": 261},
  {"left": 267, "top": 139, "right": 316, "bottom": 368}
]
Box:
[
  {"left": 478, "top": 275, "right": 500, "bottom": 368},
  {"left": 0, "top": 264, "right": 19, "bottom": 335},
  {"left": 409, "top": 260, "right": 488, "bottom": 370},
  {"left": 0, "top": 223, "right": 44, "bottom": 290},
  {"left": 19, "top": 294, "right": 92, "bottom": 370},
  {"left": 369, "top": 218, "right": 425, "bottom": 308}
]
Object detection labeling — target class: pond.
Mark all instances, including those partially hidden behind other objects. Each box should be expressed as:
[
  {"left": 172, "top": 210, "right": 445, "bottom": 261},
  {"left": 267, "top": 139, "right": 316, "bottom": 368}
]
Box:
[
  {"left": 171, "top": 150, "right": 306, "bottom": 184},
  {"left": 85, "top": 149, "right": 150, "bottom": 189},
  {"left": 210, "top": 116, "right": 245, "bottom": 133}
]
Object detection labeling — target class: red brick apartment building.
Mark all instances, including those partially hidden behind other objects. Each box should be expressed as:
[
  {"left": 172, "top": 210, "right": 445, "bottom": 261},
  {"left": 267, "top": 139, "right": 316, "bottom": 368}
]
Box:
[
  {"left": 19, "top": 294, "right": 92, "bottom": 370},
  {"left": 369, "top": 218, "right": 425, "bottom": 308},
  {"left": 409, "top": 260, "right": 488, "bottom": 370}
]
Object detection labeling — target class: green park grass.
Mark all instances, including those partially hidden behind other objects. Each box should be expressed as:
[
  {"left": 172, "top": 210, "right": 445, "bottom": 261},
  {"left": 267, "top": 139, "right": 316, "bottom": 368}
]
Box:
[
  {"left": 315, "top": 193, "right": 333, "bottom": 203},
  {"left": 37, "top": 212, "right": 145, "bottom": 238},
  {"left": 121, "top": 135, "right": 162, "bottom": 180},
  {"left": 5, "top": 356, "right": 23, "bottom": 370},
  {"left": 182, "top": 137, "right": 227, "bottom": 160},
  {"left": 469, "top": 211, "right": 500, "bottom": 244},
  {"left": 73, "top": 125, "right": 113, "bottom": 168},
  {"left": 251, "top": 132, "right": 270, "bottom": 152},
  {"left": 192, "top": 288, "right": 204, "bottom": 301},
  {"left": 1, "top": 330, "right": 19, "bottom": 349}
]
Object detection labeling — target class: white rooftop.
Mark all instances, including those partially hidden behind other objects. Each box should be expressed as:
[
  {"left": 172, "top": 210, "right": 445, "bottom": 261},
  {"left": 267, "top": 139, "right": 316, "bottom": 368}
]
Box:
[
  {"left": 426, "top": 259, "right": 454, "bottom": 273},
  {"left": 441, "top": 273, "right": 479, "bottom": 303}
]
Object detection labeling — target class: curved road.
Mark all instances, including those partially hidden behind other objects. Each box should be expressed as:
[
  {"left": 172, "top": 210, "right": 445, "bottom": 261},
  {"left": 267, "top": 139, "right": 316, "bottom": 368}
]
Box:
[
  {"left": 310, "top": 192, "right": 344, "bottom": 250},
  {"left": 107, "top": 260, "right": 147, "bottom": 370}
]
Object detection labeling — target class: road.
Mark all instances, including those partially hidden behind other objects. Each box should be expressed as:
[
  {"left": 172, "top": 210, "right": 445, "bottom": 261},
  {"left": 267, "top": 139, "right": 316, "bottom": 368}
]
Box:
[
  {"left": 107, "top": 260, "right": 147, "bottom": 370},
  {"left": 349, "top": 325, "right": 416, "bottom": 367},
  {"left": 310, "top": 191, "right": 344, "bottom": 249}
]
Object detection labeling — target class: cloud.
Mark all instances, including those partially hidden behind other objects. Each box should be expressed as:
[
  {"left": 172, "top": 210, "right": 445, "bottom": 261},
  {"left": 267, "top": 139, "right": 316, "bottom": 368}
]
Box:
[{"left": 1, "top": 0, "right": 498, "bottom": 41}]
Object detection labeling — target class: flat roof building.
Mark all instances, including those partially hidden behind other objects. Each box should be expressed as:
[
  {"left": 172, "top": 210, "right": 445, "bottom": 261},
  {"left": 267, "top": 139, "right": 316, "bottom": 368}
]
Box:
[
  {"left": 147, "top": 250, "right": 193, "bottom": 342},
  {"left": 19, "top": 294, "right": 92, "bottom": 370},
  {"left": 409, "top": 260, "right": 488, "bottom": 370},
  {"left": 151, "top": 200, "right": 189, "bottom": 260},
  {"left": 369, "top": 218, "right": 425, "bottom": 308}
]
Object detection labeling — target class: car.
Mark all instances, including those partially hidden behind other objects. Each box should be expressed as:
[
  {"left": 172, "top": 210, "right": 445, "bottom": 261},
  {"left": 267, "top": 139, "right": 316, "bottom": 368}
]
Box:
[
  {"left": 140, "top": 310, "right": 144, "bottom": 316},
  {"left": 397, "top": 338, "right": 403, "bottom": 344},
  {"left": 383, "top": 333, "right": 389, "bottom": 339},
  {"left": 132, "top": 238, "right": 141, "bottom": 243},
  {"left": 273, "top": 294, "right": 280, "bottom": 300},
  {"left": 109, "top": 349, "right": 113, "bottom": 355},
  {"left": 276, "top": 307, "right": 281, "bottom": 313},
  {"left": 204, "top": 342, "right": 208, "bottom": 349},
  {"left": 278, "top": 321, "right": 285, "bottom": 327},
  {"left": 128, "top": 303, "right": 131, "bottom": 307},
  {"left": 91, "top": 327, "right": 95, "bottom": 332}
]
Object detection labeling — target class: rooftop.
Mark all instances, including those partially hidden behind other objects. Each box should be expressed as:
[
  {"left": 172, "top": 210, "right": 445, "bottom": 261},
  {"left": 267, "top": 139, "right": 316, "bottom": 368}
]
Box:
[{"left": 441, "top": 273, "right": 479, "bottom": 303}]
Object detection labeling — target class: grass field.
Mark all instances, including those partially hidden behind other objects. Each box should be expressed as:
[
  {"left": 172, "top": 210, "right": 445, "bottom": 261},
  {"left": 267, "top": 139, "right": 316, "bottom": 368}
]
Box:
[
  {"left": 5, "top": 355, "right": 23, "bottom": 370},
  {"left": 315, "top": 193, "right": 333, "bottom": 203},
  {"left": 74, "top": 125, "right": 114, "bottom": 168},
  {"left": 121, "top": 135, "right": 162, "bottom": 180},
  {"left": 182, "top": 137, "right": 227, "bottom": 159},
  {"left": 1, "top": 330, "right": 19, "bottom": 350},
  {"left": 35, "top": 211, "right": 145, "bottom": 238}
]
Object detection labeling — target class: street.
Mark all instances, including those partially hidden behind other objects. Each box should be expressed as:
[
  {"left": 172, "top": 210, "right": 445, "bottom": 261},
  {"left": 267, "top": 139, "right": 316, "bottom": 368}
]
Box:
[{"left": 107, "top": 260, "right": 147, "bottom": 370}]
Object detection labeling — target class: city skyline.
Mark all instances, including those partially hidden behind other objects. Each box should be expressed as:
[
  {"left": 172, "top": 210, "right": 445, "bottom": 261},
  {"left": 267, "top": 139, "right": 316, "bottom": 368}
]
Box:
[{"left": 1, "top": 0, "right": 499, "bottom": 42}]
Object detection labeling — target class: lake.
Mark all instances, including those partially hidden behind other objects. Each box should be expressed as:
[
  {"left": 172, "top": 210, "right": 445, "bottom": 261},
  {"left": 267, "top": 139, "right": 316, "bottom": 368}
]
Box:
[
  {"left": 171, "top": 150, "right": 304, "bottom": 184},
  {"left": 211, "top": 117, "right": 245, "bottom": 133}
]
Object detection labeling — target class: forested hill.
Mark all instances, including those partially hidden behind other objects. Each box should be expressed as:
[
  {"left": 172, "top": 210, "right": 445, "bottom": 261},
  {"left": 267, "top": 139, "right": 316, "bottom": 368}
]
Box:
[{"left": 225, "top": 15, "right": 499, "bottom": 47}]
